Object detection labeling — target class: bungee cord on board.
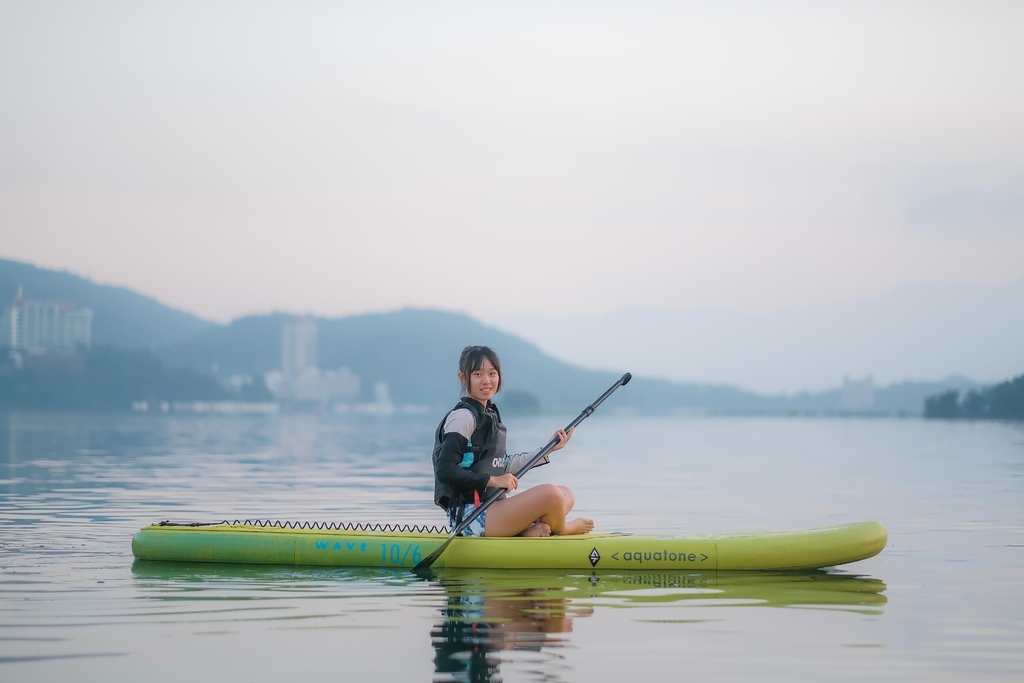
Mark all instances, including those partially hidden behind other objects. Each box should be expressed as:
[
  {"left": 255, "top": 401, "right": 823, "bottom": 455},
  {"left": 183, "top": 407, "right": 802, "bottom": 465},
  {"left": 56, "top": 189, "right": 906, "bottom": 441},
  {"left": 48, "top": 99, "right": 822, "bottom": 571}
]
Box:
[{"left": 156, "top": 519, "right": 451, "bottom": 534}]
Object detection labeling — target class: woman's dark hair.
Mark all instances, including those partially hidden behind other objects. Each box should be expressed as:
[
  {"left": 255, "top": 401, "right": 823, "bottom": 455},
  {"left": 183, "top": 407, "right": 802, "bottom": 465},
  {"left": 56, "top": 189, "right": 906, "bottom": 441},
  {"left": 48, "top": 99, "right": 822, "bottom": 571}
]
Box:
[{"left": 458, "top": 345, "right": 502, "bottom": 394}]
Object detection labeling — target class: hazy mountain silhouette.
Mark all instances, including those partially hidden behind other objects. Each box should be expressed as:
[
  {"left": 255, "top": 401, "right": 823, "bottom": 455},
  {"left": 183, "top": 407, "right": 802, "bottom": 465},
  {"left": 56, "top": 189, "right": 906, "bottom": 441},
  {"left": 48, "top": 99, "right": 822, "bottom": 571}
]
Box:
[
  {"left": 1, "top": 257, "right": 217, "bottom": 348},
  {"left": 161, "top": 309, "right": 592, "bottom": 408},
  {"left": 1, "top": 257, "right": 986, "bottom": 414},
  {"left": 155, "top": 309, "right": 981, "bottom": 414}
]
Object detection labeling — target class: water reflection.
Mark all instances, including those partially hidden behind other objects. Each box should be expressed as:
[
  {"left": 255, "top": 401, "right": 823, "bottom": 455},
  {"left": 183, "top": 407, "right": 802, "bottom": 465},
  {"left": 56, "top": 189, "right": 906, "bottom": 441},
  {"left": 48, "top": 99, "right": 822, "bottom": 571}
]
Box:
[
  {"left": 430, "top": 568, "right": 888, "bottom": 611},
  {"left": 427, "top": 569, "right": 886, "bottom": 682},
  {"left": 130, "top": 562, "right": 885, "bottom": 683},
  {"left": 431, "top": 571, "right": 592, "bottom": 683}
]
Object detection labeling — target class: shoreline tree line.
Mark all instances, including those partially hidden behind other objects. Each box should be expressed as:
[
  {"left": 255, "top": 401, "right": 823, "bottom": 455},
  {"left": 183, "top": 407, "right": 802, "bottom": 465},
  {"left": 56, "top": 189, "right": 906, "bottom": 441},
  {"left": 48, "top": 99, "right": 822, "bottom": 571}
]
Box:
[
  {"left": 924, "top": 373, "right": 1024, "bottom": 420},
  {"left": 0, "top": 345, "right": 272, "bottom": 411}
]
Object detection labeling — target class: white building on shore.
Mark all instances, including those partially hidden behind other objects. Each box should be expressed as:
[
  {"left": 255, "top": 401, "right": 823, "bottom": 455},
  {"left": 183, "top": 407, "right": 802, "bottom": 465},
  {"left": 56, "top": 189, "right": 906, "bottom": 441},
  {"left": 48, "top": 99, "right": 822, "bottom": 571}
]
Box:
[
  {"left": 281, "top": 315, "right": 317, "bottom": 376},
  {"left": 265, "top": 316, "right": 361, "bottom": 406},
  {"left": 2, "top": 286, "right": 92, "bottom": 352}
]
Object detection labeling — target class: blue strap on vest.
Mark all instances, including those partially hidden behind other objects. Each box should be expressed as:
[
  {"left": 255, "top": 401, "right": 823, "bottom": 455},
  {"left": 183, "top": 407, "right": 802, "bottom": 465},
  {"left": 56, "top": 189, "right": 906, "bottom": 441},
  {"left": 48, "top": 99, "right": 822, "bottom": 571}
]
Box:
[{"left": 459, "top": 440, "right": 474, "bottom": 469}]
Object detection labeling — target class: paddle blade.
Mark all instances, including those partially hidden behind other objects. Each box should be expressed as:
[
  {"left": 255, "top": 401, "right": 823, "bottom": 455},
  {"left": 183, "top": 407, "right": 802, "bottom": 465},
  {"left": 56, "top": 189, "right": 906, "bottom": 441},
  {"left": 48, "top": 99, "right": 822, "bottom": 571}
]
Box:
[{"left": 413, "top": 536, "right": 453, "bottom": 573}]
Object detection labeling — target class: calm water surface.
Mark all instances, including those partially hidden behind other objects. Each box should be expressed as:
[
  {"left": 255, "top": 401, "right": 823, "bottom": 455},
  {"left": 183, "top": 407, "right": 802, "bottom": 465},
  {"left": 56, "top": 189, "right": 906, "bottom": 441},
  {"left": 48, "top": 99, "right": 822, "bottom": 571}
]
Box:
[{"left": 1, "top": 411, "right": 1022, "bottom": 682}]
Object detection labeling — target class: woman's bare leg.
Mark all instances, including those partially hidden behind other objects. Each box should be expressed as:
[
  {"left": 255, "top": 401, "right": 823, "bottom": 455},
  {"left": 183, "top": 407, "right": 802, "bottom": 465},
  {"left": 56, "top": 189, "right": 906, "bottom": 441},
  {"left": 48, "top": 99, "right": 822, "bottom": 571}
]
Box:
[
  {"left": 520, "top": 521, "right": 551, "bottom": 537},
  {"left": 520, "top": 486, "right": 577, "bottom": 536},
  {"left": 558, "top": 486, "right": 576, "bottom": 515},
  {"left": 553, "top": 486, "right": 593, "bottom": 534},
  {"left": 485, "top": 483, "right": 593, "bottom": 537},
  {"left": 559, "top": 517, "right": 595, "bottom": 535},
  {"left": 485, "top": 484, "right": 563, "bottom": 536}
]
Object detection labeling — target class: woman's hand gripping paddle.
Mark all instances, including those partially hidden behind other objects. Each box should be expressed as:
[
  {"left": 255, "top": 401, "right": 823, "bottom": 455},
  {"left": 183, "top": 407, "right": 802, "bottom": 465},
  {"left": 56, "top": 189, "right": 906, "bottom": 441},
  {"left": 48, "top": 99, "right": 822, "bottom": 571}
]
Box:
[{"left": 413, "top": 372, "right": 632, "bottom": 575}]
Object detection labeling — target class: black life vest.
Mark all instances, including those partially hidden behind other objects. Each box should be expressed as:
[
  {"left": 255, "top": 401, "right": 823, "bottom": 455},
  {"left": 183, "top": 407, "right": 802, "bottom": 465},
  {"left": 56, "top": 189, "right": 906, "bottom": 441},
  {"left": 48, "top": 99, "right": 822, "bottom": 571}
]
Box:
[{"left": 432, "top": 398, "right": 510, "bottom": 509}]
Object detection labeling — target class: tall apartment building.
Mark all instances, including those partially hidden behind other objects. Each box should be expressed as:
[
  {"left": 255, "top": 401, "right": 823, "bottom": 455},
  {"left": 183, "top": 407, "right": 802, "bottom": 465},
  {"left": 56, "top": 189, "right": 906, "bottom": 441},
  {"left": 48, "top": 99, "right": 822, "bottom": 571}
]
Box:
[
  {"left": 281, "top": 316, "right": 317, "bottom": 376},
  {"left": 265, "top": 316, "right": 363, "bottom": 404},
  {"left": 2, "top": 286, "right": 93, "bottom": 351}
]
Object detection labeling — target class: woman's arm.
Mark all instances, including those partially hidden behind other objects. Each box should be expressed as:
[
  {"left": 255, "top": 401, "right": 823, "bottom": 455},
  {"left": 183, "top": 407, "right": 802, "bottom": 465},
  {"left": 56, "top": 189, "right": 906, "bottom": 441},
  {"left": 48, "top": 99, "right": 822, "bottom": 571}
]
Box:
[
  {"left": 505, "top": 447, "right": 550, "bottom": 473},
  {"left": 435, "top": 431, "right": 490, "bottom": 492},
  {"left": 504, "top": 427, "right": 572, "bottom": 473}
]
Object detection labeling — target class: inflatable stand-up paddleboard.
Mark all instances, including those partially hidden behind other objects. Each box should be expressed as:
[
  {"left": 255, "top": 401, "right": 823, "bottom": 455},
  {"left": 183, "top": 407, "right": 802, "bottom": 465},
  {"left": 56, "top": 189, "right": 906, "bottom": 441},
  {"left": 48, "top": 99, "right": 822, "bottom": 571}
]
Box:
[{"left": 132, "top": 520, "right": 887, "bottom": 571}]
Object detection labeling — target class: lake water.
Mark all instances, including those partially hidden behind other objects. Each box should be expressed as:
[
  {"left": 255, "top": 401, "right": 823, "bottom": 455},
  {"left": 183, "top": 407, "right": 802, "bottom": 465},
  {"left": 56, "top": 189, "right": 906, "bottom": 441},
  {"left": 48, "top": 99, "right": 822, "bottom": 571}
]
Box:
[{"left": 1, "top": 410, "right": 1022, "bottom": 682}]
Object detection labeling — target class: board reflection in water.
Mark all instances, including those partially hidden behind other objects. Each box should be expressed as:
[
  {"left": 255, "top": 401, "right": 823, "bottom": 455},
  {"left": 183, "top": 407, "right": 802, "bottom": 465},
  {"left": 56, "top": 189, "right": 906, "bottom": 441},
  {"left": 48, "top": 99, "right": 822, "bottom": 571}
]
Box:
[{"left": 429, "top": 569, "right": 886, "bottom": 682}]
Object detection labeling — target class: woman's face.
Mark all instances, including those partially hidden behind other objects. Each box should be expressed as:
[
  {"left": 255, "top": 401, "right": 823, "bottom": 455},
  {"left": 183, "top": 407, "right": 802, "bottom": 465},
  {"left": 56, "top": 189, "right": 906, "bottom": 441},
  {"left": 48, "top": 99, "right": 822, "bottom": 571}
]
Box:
[{"left": 461, "top": 357, "right": 500, "bottom": 404}]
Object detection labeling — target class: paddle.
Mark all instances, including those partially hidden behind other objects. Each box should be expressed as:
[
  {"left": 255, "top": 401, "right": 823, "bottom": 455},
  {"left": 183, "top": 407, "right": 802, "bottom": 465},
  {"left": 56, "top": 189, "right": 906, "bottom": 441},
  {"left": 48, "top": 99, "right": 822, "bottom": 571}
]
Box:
[{"left": 413, "top": 372, "right": 632, "bottom": 574}]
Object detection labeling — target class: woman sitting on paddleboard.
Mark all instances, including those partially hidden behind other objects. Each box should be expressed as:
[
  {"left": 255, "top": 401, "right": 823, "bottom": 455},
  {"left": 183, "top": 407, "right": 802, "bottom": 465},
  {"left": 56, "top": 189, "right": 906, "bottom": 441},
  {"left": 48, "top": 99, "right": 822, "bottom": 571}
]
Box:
[{"left": 432, "top": 345, "right": 595, "bottom": 537}]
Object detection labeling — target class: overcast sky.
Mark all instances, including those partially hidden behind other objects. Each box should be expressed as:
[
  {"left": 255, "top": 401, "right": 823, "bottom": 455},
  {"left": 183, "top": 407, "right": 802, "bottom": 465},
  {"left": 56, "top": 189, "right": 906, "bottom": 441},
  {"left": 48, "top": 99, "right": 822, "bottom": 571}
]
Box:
[{"left": 3, "top": 1, "right": 1023, "bottom": 333}]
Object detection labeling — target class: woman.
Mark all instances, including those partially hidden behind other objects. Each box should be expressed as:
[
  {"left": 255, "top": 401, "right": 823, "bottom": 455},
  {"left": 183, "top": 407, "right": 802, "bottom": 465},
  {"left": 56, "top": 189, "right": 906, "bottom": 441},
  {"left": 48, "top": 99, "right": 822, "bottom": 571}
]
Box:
[{"left": 432, "top": 345, "right": 595, "bottom": 537}]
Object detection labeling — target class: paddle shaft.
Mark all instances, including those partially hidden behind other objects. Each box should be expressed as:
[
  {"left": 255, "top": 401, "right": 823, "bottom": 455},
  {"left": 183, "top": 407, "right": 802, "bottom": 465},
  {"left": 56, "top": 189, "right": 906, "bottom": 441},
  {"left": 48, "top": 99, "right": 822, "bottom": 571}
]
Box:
[{"left": 412, "top": 372, "right": 632, "bottom": 573}]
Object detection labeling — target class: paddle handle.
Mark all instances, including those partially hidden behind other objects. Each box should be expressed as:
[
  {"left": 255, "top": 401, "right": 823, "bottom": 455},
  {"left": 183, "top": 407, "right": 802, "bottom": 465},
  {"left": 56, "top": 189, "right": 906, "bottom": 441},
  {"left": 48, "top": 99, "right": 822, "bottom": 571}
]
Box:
[{"left": 515, "top": 371, "right": 632, "bottom": 478}]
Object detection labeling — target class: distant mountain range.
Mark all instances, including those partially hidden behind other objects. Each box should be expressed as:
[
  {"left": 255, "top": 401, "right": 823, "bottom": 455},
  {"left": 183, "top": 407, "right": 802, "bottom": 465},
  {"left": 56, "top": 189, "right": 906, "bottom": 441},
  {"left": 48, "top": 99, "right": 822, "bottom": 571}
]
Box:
[
  {"left": 0, "top": 258, "right": 217, "bottom": 348},
  {"left": 1, "top": 257, "right": 989, "bottom": 415}
]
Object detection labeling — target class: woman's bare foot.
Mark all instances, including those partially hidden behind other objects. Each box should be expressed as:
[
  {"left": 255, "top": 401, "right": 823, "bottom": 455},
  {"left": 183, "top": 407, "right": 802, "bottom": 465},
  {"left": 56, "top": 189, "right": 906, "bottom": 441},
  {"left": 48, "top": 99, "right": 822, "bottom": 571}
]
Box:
[
  {"left": 560, "top": 518, "right": 595, "bottom": 536},
  {"left": 519, "top": 522, "right": 552, "bottom": 537}
]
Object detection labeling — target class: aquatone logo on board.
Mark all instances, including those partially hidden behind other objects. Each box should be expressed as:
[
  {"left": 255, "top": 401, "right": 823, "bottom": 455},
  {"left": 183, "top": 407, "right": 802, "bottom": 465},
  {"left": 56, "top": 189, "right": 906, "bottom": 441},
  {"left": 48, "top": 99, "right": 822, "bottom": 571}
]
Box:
[{"left": 588, "top": 545, "right": 711, "bottom": 567}]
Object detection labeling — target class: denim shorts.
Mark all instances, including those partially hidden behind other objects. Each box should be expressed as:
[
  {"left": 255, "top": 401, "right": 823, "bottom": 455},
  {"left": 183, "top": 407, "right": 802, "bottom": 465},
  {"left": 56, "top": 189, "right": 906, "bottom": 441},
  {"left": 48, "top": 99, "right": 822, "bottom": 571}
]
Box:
[{"left": 448, "top": 503, "right": 487, "bottom": 537}]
